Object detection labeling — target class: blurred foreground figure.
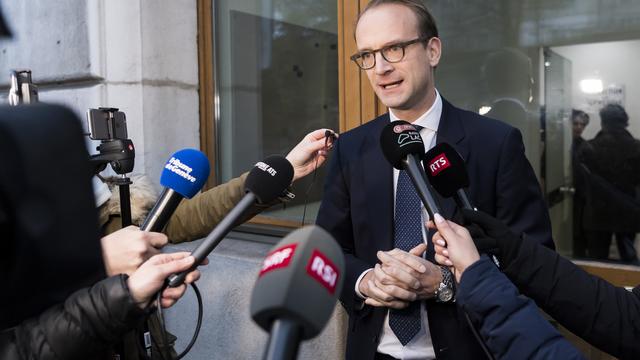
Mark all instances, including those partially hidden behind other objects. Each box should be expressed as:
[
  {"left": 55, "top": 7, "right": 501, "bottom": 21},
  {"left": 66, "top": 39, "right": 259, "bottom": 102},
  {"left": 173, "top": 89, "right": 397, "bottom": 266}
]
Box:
[{"left": 0, "top": 105, "right": 202, "bottom": 359}]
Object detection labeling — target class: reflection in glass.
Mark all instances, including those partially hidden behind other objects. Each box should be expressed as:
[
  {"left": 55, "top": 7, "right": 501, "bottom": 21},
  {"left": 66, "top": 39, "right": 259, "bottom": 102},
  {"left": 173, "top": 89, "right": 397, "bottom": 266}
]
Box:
[
  {"left": 215, "top": 1, "right": 338, "bottom": 224},
  {"left": 425, "top": 0, "right": 640, "bottom": 265}
]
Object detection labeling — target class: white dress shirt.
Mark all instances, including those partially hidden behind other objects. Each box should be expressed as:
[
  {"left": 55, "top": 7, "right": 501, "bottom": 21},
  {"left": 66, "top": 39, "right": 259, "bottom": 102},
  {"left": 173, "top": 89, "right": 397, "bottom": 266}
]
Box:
[{"left": 354, "top": 90, "right": 442, "bottom": 360}]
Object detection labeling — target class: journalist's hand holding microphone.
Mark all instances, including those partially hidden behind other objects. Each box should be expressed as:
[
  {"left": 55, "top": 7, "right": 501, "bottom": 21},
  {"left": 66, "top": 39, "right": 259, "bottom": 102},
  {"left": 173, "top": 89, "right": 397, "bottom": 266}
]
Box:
[
  {"left": 100, "top": 128, "right": 337, "bottom": 280},
  {"left": 101, "top": 226, "right": 169, "bottom": 276},
  {"left": 285, "top": 128, "right": 337, "bottom": 182},
  {"left": 127, "top": 252, "right": 207, "bottom": 309},
  {"left": 430, "top": 213, "right": 480, "bottom": 282},
  {"left": 430, "top": 208, "right": 527, "bottom": 281}
]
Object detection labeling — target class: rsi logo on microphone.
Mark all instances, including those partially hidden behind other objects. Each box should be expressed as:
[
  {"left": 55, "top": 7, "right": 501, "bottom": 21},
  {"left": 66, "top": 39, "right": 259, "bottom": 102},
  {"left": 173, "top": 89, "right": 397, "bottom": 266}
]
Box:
[
  {"left": 306, "top": 250, "right": 339, "bottom": 294},
  {"left": 428, "top": 153, "right": 450, "bottom": 176},
  {"left": 259, "top": 243, "right": 297, "bottom": 277}
]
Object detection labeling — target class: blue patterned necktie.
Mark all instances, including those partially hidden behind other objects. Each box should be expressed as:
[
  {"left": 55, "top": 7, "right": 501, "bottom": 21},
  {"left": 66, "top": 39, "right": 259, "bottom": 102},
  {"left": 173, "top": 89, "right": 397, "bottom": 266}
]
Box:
[{"left": 389, "top": 126, "right": 424, "bottom": 346}]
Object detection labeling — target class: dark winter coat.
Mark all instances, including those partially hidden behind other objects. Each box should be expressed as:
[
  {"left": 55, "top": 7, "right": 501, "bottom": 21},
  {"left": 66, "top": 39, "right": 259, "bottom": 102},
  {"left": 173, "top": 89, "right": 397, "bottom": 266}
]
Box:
[
  {"left": 0, "top": 275, "right": 147, "bottom": 360},
  {"left": 503, "top": 228, "right": 640, "bottom": 359},
  {"left": 457, "top": 256, "right": 584, "bottom": 360},
  {"left": 578, "top": 128, "right": 640, "bottom": 232}
]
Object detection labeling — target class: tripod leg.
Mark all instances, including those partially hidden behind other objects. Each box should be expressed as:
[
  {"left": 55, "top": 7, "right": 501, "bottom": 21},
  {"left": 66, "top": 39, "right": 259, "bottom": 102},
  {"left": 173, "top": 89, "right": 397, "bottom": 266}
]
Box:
[{"left": 120, "top": 183, "right": 132, "bottom": 227}]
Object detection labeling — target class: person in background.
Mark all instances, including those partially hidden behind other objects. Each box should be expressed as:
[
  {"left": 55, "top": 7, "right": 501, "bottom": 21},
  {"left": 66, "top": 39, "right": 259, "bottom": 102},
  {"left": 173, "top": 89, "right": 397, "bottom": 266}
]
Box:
[
  {"left": 571, "top": 109, "right": 590, "bottom": 151},
  {"left": 578, "top": 104, "right": 640, "bottom": 264},
  {"left": 571, "top": 109, "right": 590, "bottom": 258}
]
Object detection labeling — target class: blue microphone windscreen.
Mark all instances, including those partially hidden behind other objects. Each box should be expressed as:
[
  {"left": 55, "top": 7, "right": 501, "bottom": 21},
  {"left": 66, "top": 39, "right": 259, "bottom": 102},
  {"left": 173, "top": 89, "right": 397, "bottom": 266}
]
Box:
[{"left": 160, "top": 149, "right": 210, "bottom": 198}]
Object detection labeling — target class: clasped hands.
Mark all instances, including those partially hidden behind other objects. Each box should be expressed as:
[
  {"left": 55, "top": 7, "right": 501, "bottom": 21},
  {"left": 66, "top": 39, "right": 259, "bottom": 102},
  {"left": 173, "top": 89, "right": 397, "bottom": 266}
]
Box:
[{"left": 359, "top": 242, "right": 442, "bottom": 309}]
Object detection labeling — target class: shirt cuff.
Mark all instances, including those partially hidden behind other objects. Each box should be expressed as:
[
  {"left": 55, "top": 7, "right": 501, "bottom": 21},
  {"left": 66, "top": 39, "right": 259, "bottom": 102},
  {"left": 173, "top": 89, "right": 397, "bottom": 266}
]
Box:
[{"left": 354, "top": 268, "right": 374, "bottom": 299}]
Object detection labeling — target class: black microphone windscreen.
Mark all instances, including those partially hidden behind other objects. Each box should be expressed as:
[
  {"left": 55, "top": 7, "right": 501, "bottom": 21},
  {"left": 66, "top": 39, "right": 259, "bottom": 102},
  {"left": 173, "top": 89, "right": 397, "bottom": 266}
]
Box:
[
  {"left": 423, "top": 142, "right": 469, "bottom": 198},
  {"left": 250, "top": 225, "right": 345, "bottom": 340},
  {"left": 380, "top": 120, "right": 425, "bottom": 170},
  {"left": 245, "top": 155, "right": 294, "bottom": 204}
]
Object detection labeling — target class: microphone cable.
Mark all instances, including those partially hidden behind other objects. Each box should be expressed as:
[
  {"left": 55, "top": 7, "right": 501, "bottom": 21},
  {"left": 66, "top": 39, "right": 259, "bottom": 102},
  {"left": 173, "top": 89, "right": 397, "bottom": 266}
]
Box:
[
  {"left": 300, "top": 130, "right": 336, "bottom": 226},
  {"left": 136, "top": 282, "right": 204, "bottom": 360},
  {"left": 463, "top": 310, "right": 495, "bottom": 360}
]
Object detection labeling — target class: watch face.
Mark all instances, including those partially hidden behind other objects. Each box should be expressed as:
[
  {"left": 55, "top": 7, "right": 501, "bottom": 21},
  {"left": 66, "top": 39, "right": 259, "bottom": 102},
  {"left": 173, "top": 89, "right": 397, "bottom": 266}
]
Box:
[{"left": 438, "top": 287, "right": 453, "bottom": 302}]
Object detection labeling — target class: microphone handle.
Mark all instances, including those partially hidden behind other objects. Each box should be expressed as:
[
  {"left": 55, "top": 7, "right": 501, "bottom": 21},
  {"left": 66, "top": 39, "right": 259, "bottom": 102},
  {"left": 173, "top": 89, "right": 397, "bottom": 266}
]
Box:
[
  {"left": 262, "top": 319, "right": 303, "bottom": 360},
  {"left": 402, "top": 155, "right": 442, "bottom": 219},
  {"left": 140, "top": 188, "right": 183, "bottom": 232},
  {"left": 454, "top": 189, "right": 476, "bottom": 211},
  {"left": 167, "top": 192, "right": 256, "bottom": 287}
]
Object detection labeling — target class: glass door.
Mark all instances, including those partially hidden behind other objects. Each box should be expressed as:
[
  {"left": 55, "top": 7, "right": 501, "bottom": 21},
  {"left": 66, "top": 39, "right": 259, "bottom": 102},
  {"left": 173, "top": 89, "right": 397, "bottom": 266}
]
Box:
[{"left": 543, "top": 47, "right": 574, "bottom": 256}]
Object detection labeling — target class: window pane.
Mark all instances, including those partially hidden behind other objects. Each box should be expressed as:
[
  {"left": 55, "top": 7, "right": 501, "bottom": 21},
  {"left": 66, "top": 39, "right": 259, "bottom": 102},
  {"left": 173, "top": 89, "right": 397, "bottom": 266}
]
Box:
[
  {"left": 214, "top": 1, "right": 338, "bottom": 225},
  {"left": 425, "top": 0, "right": 640, "bottom": 265}
]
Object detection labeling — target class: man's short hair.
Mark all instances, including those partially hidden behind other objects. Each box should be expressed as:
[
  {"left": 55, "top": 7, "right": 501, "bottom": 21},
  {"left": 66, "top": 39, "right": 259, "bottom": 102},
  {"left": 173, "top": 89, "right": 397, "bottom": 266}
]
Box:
[
  {"left": 571, "top": 109, "right": 590, "bottom": 126},
  {"left": 600, "top": 103, "right": 628, "bottom": 129},
  {"left": 356, "top": 0, "right": 439, "bottom": 40}
]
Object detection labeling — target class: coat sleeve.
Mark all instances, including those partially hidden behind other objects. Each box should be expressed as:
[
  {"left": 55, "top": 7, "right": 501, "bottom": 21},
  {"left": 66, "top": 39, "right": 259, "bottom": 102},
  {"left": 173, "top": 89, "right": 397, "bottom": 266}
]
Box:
[
  {"left": 8, "top": 275, "right": 147, "bottom": 360},
  {"left": 503, "top": 232, "right": 640, "bottom": 359},
  {"left": 495, "top": 128, "right": 554, "bottom": 249},
  {"left": 164, "top": 172, "right": 276, "bottom": 243},
  {"left": 457, "top": 257, "right": 585, "bottom": 360},
  {"left": 316, "top": 138, "right": 372, "bottom": 315}
]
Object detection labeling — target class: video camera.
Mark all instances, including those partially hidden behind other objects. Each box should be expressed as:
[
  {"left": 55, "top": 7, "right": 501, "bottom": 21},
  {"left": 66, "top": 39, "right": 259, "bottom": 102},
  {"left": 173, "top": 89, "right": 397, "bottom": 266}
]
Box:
[
  {"left": 8, "top": 70, "right": 38, "bottom": 105},
  {"left": 85, "top": 107, "right": 135, "bottom": 227},
  {"left": 86, "top": 107, "right": 135, "bottom": 175}
]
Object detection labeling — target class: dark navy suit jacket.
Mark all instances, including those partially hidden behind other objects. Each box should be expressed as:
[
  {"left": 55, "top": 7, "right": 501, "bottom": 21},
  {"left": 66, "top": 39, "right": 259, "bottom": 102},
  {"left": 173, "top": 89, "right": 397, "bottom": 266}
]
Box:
[{"left": 316, "top": 98, "right": 553, "bottom": 360}]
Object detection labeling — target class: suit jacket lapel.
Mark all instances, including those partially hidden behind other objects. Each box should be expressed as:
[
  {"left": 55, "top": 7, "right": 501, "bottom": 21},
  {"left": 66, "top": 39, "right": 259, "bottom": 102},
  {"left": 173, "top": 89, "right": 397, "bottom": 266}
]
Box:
[
  {"left": 362, "top": 114, "right": 394, "bottom": 251},
  {"left": 435, "top": 98, "right": 469, "bottom": 221}
]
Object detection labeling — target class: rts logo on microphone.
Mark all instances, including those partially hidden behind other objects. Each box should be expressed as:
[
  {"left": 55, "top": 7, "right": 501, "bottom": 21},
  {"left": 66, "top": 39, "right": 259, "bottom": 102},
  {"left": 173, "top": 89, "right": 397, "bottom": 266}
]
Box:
[
  {"left": 259, "top": 244, "right": 297, "bottom": 277},
  {"left": 306, "top": 250, "right": 340, "bottom": 294},
  {"left": 428, "top": 153, "right": 450, "bottom": 176}
]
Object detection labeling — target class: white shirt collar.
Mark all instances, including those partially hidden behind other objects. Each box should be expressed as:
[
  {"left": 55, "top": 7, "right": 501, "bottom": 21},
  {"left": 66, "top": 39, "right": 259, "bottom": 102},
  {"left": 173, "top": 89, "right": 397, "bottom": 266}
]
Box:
[{"left": 389, "top": 89, "right": 442, "bottom": 132}]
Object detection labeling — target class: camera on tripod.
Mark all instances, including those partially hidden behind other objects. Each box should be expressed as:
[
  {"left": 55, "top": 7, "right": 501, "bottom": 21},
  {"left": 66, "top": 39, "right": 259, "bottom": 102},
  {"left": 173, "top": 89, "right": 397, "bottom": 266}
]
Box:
[
  {"left": 86, "top": 107, "right": 135, "bottom": 226},
  {"left": 86, "top": 107, "right": 135, "bottom": 175},
  {"left": 8, "top": 70, "right": 38, "bottom": 105}
]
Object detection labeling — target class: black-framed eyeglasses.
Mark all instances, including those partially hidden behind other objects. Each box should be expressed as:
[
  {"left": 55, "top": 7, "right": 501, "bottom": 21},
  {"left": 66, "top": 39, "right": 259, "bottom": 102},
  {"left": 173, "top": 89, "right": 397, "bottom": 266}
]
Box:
[{"left": 350, "top": 37, "right": 430, "bottom": 70}]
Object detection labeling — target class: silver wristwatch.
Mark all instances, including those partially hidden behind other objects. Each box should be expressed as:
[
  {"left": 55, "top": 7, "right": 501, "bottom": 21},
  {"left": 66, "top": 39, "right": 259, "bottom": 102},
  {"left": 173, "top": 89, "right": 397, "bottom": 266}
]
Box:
[{"left": 435, "top": 266, "right": 455, "bottom": 303}]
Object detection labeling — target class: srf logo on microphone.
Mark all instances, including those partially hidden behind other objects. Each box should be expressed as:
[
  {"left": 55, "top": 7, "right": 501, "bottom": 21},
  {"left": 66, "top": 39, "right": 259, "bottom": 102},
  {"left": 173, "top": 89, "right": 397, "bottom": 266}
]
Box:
[
  {"left": 259, "top": 244, "right": 297, "bottom": 277},
  {"left": 306, "top": 250, "right": 339, "bottom": 294},
  {"left": 428, "top": 153, "right": 450, "bottom": 176}
]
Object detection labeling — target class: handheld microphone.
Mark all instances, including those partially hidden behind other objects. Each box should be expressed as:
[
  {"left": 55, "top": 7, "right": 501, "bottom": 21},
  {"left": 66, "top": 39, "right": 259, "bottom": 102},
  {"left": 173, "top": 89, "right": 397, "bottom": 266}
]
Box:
[
  {"left": 167, "top": 155, "right": 294, "bottom": 287},
  {"left": 140, "top": 149, "right": 210, "bottom": 232},
  {"left": 424, "top": 143, "right": 504, "bottom": 268},
  {"left": 423, "top": 142, "right": 475, "bottom": 210},
  {"left": 380, "top": 120, "right": 442, "bottom": 218},
  {"left": 250, "top": 225, "right": 345, "bottom": 360}
]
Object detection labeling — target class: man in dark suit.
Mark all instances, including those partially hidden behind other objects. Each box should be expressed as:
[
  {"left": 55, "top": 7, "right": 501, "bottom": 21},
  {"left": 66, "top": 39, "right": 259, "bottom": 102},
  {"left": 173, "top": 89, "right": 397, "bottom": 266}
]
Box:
[{"left": 316, "top": 1, "right": 553, "bottom": 359}]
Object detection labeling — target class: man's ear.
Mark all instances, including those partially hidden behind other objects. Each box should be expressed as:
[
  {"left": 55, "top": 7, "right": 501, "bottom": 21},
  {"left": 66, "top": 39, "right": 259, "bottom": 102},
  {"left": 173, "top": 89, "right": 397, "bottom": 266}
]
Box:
[{"left": 427, "top": 37, "right": 442, "bottom": 68}]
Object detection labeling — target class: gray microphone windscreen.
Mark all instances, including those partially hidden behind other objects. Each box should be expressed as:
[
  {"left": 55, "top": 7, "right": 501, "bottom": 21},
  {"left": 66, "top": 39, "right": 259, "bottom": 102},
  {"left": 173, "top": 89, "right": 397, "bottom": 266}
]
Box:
[{"left": 250, "top": 225, "right": 345, "bottom": 340}]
